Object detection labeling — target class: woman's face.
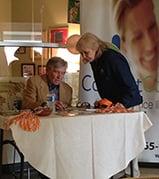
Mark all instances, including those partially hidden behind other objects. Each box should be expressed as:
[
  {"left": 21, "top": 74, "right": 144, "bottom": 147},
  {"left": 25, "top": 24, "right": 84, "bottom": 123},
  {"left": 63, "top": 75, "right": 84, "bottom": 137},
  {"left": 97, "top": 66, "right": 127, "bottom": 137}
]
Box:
[
  {"left": 122, "top": 0, "right": 159, "bottom": 74},
  {"left": 80, "top": 48, "right": 97, "bottom": 63}
]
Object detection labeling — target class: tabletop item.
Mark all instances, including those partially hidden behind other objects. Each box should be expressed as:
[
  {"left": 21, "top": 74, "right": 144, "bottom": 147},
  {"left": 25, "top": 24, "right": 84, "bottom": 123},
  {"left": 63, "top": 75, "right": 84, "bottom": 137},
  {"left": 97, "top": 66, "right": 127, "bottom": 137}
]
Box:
[
  {"left": 59, "top": 107, "right": 96, "bottom": 116},
  {"left": 57, "top": 110, "right": 79, "bottom": 117},
  {"left": 4, "top": 111, "right": 40, "bottom": 132},
  {"left": 46, "top": 92, "right": 56, "bottom": 112},
  {"left": 34, "top": 106, "right": 52, "bottom": 116},
  {"left": 94, "top": 98, "right": 113, "bottom": 108},
  {"left": 85, "top": 108, "right": 97, "bottom": 112},
  {"left": 76, "top": 101, "right": 91, "bottom": 109},
  {"left": 96, "top": 102, "right": 134, "bottom": 113}
]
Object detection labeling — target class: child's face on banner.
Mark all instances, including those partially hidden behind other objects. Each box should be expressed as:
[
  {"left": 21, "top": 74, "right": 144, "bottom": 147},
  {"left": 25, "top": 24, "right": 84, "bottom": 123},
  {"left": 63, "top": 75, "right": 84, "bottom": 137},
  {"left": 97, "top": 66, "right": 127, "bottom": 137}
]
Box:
[{"left": 122, "top": 0, "right": 159, "bottom": 74}]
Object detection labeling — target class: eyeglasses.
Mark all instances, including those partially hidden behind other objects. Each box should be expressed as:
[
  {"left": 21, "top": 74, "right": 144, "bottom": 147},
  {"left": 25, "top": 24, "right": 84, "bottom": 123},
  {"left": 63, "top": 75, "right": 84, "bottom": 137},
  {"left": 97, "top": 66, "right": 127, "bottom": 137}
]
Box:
[{"left": 76, "top": 102, "right": 91, "bottom": 109}]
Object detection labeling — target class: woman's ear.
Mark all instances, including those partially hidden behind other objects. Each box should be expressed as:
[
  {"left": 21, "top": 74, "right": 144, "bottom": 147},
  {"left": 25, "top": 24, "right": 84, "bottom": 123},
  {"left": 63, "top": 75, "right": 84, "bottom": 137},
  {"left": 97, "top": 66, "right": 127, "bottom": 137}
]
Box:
[
  {"left": 121, "top": 35, "right": 127, "bottom": 53},
  {"left": 121, "top": 41, "right": 127, "bottom": 54}
]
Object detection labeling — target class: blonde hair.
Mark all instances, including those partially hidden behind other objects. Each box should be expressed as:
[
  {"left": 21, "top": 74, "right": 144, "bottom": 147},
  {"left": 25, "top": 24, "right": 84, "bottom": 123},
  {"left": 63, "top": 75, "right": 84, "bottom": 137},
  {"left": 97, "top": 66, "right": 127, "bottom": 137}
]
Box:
[
  {"left": 76, "top": 32, "right": 112, "bottom": 53},
  {"left": 111, "top": 0, "right": 153, "bottom": 41},
  {"left": 76, "top": 32, "right": 119, "bottom": 58}
]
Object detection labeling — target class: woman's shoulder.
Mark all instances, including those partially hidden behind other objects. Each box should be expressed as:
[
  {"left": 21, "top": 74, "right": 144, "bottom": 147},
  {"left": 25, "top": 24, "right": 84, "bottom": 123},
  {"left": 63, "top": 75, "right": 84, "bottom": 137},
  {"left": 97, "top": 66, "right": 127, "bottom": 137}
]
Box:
[
  {"left": 104, "top": 48, "right": 127, "bottom": 61},
  {"left": 101, "top": 48, "right": 120, "bottom": 61},
  {"left": 103, "top": 48, "right": 120, "bottom": 56},
  {"left": 100, "top": 48, "right": 129, "bottom": 69}
]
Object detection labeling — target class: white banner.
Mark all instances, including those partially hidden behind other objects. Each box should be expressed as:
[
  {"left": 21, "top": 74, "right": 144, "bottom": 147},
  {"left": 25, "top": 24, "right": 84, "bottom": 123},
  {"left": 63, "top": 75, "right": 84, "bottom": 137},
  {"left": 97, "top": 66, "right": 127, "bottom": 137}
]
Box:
[{"left": 79, "top": 0, "right": 159, "bottom": 163}]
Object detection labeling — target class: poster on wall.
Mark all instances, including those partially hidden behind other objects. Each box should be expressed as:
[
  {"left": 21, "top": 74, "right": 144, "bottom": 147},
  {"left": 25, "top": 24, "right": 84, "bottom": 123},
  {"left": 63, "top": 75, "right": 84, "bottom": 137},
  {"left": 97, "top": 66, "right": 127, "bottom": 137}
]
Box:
[
  {"left": 68, "top": 0, "right": 80, "bottom": 23},
  {"left": 49, "top": 27, "right": 68, "bottom": 45},
  {"left": 109, "top": 0, "right": 159, "bottom": 164},
  {"left": 79, "top": 0, "right": 159, "bottom": 164}
]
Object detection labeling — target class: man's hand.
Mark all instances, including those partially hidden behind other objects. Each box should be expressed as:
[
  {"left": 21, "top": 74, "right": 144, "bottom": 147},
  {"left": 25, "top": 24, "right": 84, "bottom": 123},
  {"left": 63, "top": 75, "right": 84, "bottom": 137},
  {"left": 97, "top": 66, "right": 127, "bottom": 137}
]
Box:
[{"left": 55, "top": 101, "right": 67, "bottom": 111}]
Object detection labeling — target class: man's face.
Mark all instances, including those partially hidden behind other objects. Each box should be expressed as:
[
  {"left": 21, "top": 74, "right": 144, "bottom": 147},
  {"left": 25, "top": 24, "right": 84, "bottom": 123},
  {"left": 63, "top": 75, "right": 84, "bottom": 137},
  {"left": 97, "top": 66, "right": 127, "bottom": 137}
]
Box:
[
  {"left": 46, "top": 66, "right": 67, "bottom": 85},
  {"left": 123, "top": 0, "right": 159, "bottom": 74}
]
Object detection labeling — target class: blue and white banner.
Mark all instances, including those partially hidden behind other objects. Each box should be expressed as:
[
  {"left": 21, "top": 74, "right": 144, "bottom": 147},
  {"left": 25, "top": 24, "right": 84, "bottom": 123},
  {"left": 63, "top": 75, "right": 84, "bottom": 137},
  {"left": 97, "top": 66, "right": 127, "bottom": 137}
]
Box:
[{"left": 79, "top": 0, "right": 159, "bottom": 163}]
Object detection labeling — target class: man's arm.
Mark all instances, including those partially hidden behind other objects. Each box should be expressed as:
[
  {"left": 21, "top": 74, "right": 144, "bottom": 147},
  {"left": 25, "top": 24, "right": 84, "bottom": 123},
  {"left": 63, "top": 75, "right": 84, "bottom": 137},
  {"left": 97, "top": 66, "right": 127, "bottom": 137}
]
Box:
[{"left": 22, "top": 77, "right": 41, "bottom": 109}]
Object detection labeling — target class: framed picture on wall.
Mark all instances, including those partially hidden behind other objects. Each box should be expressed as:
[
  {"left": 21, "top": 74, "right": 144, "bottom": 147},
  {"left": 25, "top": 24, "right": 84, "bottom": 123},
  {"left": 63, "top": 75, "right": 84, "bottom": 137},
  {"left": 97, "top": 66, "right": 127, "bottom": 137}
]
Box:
[
  {"left": 38, "top": 65, "right": 46, "bottom": 75},
  {"left": 49, "top": 27, "right": 68, "bottom": 45},
  {"left": 21, "top": 63, "right": 35, "bottom": 77},
  {"left": 68, "top": 0, "right": 80, "bottom": 24}
]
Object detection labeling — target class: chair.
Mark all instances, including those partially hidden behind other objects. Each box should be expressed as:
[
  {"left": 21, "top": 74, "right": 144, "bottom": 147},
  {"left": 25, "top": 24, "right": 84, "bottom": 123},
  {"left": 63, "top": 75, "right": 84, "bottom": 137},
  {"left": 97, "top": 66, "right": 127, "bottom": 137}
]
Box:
[
  {"left": 130, "top": 160, "right": 134, "bottom": 176},
  {"left": 0, "top": 128, "right": 24, "bottom": 179}
]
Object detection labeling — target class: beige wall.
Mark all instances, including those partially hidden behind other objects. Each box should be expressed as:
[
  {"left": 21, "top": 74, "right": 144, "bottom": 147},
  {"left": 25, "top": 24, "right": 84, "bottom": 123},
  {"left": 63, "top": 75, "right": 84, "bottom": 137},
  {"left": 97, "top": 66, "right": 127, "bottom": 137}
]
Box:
[
  {"left": 0, "top": 0, "right": 68, "bottom": 77},
  {"left": 0, "top": 0, "right": 11, "bottom": 76},
  {"left": 43, "top": 0, "right": 68, "bottom": 29},
  {"left": 11, "top": 0, "right": 67, "bottom": 29},
  {"left": 0, "top": 0, "right": 11, "bottom": 22},
  {"left": 12, "top": 0, "right": 42, "bottom": 23},
  {"left": 0, "top": 0, "right": 68, "bottom": 34}
]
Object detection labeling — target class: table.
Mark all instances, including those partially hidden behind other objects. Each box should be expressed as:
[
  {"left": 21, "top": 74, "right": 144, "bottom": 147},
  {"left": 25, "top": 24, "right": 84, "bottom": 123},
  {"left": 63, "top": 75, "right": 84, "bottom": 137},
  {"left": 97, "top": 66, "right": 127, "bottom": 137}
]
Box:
[
  {"left": 4, "top": 111, "right": 152, "bottom": 179},
  {"left": 0, "top": 115, "right": 24, "bottom": 179}
]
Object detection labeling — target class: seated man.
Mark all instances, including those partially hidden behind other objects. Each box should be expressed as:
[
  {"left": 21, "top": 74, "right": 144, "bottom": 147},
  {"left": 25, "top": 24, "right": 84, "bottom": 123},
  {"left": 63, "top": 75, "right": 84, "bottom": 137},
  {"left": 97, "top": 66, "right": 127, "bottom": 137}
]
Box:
[{"left": 22, "top": 56, "right": 72, "bottom": 111}]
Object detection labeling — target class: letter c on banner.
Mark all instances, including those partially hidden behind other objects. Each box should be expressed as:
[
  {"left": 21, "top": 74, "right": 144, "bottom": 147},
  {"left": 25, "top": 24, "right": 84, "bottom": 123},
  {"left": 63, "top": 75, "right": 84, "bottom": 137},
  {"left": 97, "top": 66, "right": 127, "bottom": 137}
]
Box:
[
  {"left": 92, "top": 81, "right": 97, "bottom": 91},
  {"left": 82, "top": 74, "right": 98, "bottom": 92},
  {"left": 82, "top": 75, "right": 91, "bottom": 91}
]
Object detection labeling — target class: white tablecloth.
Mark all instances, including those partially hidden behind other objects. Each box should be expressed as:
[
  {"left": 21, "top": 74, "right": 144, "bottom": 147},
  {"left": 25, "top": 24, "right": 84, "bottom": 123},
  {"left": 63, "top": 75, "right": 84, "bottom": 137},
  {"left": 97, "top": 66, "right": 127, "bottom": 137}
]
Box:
[{"left": 10, "top": 111, "right": 152, "bottom": 179}]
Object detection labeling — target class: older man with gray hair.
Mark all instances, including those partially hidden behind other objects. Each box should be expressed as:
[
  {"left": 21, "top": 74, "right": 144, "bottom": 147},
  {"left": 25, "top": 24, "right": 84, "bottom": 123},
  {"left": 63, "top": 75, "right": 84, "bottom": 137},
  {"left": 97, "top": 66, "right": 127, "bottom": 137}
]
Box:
[{"left": 22, "top": 56, "right": 72, "bottom": 111}]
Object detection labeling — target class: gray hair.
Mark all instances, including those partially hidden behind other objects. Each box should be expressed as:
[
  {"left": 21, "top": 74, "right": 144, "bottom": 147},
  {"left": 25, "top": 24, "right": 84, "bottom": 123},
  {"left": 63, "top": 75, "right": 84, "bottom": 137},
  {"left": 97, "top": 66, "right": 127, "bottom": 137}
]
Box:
[{"left": 46, "top": 56, "right": 67, "bottom": 70}]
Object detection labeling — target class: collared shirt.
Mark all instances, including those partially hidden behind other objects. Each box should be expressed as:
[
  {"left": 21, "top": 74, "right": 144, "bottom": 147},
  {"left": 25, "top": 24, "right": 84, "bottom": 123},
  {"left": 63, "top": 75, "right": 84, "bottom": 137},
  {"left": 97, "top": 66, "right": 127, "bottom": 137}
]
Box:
[{"left": 48, "top": 83, "right": 59, "bottom": 101}]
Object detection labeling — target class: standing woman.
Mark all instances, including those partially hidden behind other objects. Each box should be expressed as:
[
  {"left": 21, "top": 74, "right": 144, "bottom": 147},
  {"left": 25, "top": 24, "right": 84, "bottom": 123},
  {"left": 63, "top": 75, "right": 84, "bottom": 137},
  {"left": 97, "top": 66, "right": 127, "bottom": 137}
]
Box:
[{"left": 76, "top": 32, "right": 143, "bottom": 108}]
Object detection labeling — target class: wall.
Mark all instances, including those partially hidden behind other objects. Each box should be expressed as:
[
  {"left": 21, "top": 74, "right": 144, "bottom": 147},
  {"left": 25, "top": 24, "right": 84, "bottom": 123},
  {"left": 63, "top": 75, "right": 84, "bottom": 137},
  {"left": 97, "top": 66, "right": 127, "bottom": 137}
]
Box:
[
  {"left": 12, "top": 0, "right": 42, "bottom": 23},
  {"left": 0, "top": 0, "right": 69, "bottom": 164},
  {"left": 0, "top": 0, "right": 12, "bottom": 77},
  {"left": 11, "top": 0, "right": 67, "bottom": 30},
  {"left": 43, "top": 0, "right": 68, "bottom": 29},
  {"left": 0, "top": 0, "right": 11, "bottom": 22}
]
